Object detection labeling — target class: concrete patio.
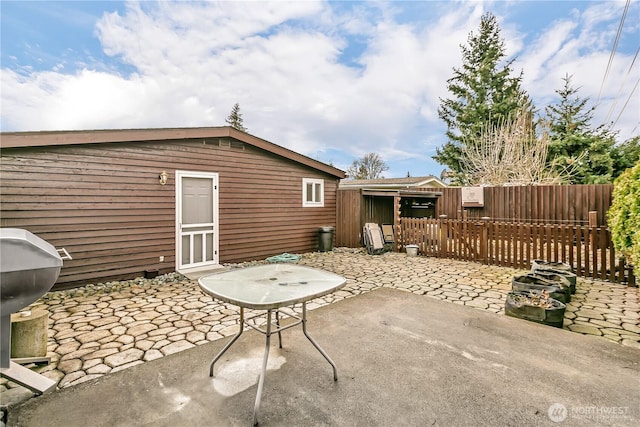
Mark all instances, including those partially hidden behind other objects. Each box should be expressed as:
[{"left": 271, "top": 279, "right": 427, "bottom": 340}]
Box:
[
  {"left": 5, "top": 287, "right": 640, "bottom": 426},
  {"left": 2, "top": 248, "right": 639, "bottom": 425}
]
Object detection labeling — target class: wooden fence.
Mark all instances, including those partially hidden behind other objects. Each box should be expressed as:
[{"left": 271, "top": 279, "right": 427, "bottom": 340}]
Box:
[
  {"left": 335, "top": 184, "right": 615, "bottom": 248},
  {"left": 401, "top": 217, "right": 635, "bottom": 286},
  {"left": 336, "top": 189, "right": 363, "bottom": 248},
  {"left": 416, "top": 184, "right": 614, "bottom": 225}
]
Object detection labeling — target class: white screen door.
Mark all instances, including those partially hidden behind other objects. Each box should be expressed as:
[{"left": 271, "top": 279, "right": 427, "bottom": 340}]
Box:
[{"left": 176, "top": 171, "right": 219, "bottom": 270}]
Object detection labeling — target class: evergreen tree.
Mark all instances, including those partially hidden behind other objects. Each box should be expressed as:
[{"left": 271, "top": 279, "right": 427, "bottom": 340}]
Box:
[
  {"left": 611, "top": 136, "right": 640, "bottom": 178},
  {"left": 435, "top": 12, "right": 532, "bottom": 183},
  {"left": 225, "top": 103, "right": 247, "bottom": 132},
  {"left": 544, "top": 74, "right": 615, "bottom": 184}
]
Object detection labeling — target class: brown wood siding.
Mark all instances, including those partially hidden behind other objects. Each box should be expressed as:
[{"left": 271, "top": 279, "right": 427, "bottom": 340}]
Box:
[{"left": 1, "top": 139, "right": 338, "bottom": 289}]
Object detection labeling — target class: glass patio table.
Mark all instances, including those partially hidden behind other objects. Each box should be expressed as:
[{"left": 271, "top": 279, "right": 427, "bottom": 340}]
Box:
[{"left": 198, "top": 264, "right": 347, "bottom": 425}]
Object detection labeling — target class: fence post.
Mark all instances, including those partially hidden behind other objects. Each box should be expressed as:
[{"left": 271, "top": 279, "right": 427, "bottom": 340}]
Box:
[
  {"left": 439, "top": 215, "right": 447, "bottom": 258},
  {"left": 394, "top": 195, "right": 401, "bottom": 251},
  {"left": 480, "top": 217, "right": 490, "bottom": 264},
  {"left": 588, "top": 211, "right": 598, "bottom": 279}
]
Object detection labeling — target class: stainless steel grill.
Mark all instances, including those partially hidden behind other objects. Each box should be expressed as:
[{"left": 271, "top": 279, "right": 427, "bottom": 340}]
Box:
[{"left": 0, "top": 228, "right": 70, "bottom": 394}]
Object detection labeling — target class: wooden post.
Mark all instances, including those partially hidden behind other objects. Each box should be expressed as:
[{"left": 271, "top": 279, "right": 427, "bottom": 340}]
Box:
[
  {"left": 480, "top": 217, "right": 490, "bottom": 264},
  {"left": 394, "top": 196, "right": 401, "bottom": 251},
  {"left": 439, "top": 215, "right": 447, "bottom": 257},
  {"left": 588, "top": 211, "right": 597, "bottom": 276}
]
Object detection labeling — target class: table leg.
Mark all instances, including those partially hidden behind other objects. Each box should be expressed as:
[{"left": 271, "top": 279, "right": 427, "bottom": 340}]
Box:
[
  {"left": 275, "top": 310, "right": 283, "bottom": 348},
  {"left": 253, "top": 309, "right": 272, "bottom": 426},
  {"left": 302, "top": 302, "right": 338, "bottom": 381},
  {"left": 209, "top": 307, "right": 244, "bottom": 377}
]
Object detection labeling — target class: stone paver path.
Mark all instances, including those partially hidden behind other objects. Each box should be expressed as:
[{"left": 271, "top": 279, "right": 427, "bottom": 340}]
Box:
[{"left": 2, "top": 248, "right": 638, "bottom": 397}]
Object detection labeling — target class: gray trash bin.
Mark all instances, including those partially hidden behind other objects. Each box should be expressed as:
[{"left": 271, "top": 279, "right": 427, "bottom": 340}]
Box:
[{"left": 318, "top": 226, "right": 335, "bottom": 252}]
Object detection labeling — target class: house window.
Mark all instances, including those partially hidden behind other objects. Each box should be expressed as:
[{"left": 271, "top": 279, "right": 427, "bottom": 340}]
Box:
[{"left": 303, "top": 178, "right": 324, "bottom": 207}]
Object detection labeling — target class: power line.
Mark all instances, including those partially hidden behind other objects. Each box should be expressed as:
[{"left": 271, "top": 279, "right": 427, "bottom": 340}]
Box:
[
  {"left": 604, "top": 46, "right": 639, "bottom": 124},
  {"left": 612, "top": 76, "right": 639, "bottom": 129},
  {"left": 597, "top": 0, "right": 630, "bottom": 104}
]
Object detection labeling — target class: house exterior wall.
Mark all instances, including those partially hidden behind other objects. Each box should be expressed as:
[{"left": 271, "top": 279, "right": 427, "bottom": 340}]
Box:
[{"left": 1, "top": 138, "right": 339, "bottom": 289}]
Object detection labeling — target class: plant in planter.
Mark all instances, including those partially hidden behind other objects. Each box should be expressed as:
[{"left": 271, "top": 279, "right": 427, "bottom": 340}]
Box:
[
  {"left": 505, "top": 290, "right": 566, "bottom": 328},
  {"left": 531, "top": 259, "right": 571, "bottom": 272},
  {"left": 531, "top": 260, "right": 577, "bottom": 294},
  {"left": 512, "top": 274, "right": 571, "bottom": 304},
  {"left": 529, "top": 270, "right": 574, "bottom": 297}
]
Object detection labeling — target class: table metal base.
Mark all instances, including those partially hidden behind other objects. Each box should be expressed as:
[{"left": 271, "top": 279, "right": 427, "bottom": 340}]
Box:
[
  {"left": 208, "top": 302, "right": 337, "bottom": 425},
  {"left": 0, "top": 361, "right": 57, "bottom": 395}
]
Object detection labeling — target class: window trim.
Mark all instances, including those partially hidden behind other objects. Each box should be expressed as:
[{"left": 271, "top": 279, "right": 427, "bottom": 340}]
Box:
[{"left": 302, "top": 178, "right": 324, "bottom": 207}]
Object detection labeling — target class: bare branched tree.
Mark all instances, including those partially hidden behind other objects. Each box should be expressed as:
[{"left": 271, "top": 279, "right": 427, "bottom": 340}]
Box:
[
  {"left": 460, "top": 109, "right": 583, "bottom": 186},
  {"left": 346, "top": 153, "right": 389, "bottom": 180}
]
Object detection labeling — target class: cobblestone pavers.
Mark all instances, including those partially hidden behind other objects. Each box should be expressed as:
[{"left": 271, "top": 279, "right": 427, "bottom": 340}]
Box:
[{"left": 2, "top": 248, "right": 638, "bottom": 395}]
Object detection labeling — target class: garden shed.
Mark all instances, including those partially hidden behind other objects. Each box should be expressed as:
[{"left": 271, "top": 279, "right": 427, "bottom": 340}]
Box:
[{"left": 0, "top": 127, "right": 346, "bottom": 289}]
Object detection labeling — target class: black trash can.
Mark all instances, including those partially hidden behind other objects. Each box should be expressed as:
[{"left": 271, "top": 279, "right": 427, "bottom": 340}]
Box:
[{"left": 318, "top": 226, "right": 335, "bottom": 252}]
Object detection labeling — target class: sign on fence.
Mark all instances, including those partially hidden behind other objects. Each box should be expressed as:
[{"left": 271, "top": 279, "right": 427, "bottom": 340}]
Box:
[{"left": 461, "top": 187, "right": 484, "bottom": 207}]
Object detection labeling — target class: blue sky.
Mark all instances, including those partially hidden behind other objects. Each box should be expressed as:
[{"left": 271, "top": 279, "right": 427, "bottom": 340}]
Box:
[{"left": 2, "top": 1, "right": 639, "bottom": 179}]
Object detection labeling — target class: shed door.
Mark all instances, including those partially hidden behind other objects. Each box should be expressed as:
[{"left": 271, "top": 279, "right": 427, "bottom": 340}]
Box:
[{"left": 176, "top": 171, "right": 219, "bottom": 270}]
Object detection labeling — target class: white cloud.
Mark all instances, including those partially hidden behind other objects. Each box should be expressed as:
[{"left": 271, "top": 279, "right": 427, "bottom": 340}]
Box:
[
  {"left": 518, "top": 20, "right": 577, "bottom": 86},
  {"left": 514, "top": 1, "right": 639, "bottom": 140},
  {"left": 1, "top": 0, "right": 638, "bottom": 176}
]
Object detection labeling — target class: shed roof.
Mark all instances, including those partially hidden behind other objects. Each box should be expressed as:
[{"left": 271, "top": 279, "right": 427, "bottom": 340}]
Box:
[
  {"left": 0, "top": 126, "right": 346, "bottom": 179},
  {"left": 340, "top": 175, "right": 446, "bottom": 189},
  {"left": 361, "top": 189, "right": 442, "bottom": 198}
]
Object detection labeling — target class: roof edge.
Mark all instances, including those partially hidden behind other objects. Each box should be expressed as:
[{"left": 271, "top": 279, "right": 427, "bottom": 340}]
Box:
[
  {"left": 340, "top": 176, "right": 446, "bottom": 188},
  {"left": 0, "top": 126, "right": 346, "bottom": 179}
]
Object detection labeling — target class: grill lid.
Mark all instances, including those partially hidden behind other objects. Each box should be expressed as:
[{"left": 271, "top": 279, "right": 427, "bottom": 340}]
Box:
[{"left": 0, "top": 228, "right": 63, "bottom": 273}]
